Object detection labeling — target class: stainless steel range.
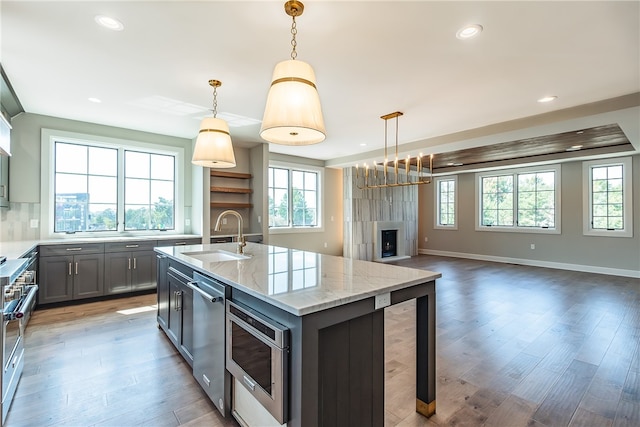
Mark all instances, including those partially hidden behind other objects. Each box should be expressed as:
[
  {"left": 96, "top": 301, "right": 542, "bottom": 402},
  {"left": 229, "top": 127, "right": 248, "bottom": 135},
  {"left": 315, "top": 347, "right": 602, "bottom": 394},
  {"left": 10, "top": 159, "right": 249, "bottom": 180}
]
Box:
[{"left": 0, "top": 253, "right": 38, "bottom": 426}]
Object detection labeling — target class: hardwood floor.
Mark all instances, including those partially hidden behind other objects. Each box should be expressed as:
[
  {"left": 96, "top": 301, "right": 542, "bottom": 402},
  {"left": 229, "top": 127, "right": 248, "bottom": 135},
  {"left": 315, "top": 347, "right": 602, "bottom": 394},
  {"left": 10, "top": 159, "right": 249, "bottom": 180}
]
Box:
[{"left": 6, "top": 255, "right": 640, "bottom": 426}]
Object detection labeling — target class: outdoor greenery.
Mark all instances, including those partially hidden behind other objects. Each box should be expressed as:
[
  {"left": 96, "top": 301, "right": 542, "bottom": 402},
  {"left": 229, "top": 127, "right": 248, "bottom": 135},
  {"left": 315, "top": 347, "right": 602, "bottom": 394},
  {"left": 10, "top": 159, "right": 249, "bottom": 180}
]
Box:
[{"left": 481, "top": 171, "right": 555, "bottom": 228}]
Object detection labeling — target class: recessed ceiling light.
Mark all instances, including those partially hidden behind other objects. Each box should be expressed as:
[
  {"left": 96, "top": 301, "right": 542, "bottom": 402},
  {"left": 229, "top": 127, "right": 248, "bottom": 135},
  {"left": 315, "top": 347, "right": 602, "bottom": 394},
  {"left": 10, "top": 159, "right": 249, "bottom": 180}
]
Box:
[
  {"left": 88, "top": 97, "right": 102, "bottom": 103},
  {"left": 447, "top": 162, "right": 464, "bottom": 167},
  {"left": 95, "top": 15, "right": 124, "bottom": 31},
  {"left": 456, "top": 24, "right": 483, "bottom": 40},
  {"left": 566, "top": 145, "right": 583, "bottom": 151},
  {"left": 359, "top": 143, "right": 367, "bottom": 147},
  {"left": 537, "top": 95, "right": 558, "bottom": 103}
]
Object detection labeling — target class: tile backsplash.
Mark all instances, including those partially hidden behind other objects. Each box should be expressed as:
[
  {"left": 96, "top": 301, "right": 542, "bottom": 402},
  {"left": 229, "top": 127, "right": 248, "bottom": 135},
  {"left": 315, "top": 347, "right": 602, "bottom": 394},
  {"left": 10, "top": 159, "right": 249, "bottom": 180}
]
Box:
[{"left": 0, "top": 202, "right": 41, "bottom": 242}]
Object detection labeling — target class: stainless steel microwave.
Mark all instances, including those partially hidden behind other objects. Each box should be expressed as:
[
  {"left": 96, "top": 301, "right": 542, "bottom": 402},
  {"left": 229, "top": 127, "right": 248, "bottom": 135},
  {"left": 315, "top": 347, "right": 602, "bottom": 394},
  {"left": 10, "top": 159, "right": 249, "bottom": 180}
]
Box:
[{"left": 226, "top": 300, "right": 289, "bottom": 424}]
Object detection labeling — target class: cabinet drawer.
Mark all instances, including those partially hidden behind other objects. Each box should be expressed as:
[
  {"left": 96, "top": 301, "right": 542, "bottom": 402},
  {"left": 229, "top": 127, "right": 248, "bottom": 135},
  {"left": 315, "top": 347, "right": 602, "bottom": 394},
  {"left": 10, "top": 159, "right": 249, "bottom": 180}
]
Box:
[
  {"left": 105, "top": 241, "right": 156, "bottom": 253},
  {"left": 158, "top": 238, "right": 202, "bottom": 247},
  {"left": 40, "top": 243, "right": 105, "bottom": 257}
]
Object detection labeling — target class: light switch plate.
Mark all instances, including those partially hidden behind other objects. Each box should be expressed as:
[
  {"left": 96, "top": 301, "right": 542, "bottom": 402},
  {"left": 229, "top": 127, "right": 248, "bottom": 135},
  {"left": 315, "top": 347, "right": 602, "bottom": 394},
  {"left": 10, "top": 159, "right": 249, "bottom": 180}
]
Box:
[{"left": 375, "top": 292, "right": 391, "bottom": 310}]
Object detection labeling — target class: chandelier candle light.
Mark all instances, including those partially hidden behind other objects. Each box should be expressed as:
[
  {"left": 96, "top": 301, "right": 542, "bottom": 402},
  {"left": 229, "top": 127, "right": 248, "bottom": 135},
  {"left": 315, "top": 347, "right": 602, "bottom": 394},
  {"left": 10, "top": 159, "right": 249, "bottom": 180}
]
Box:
[
  {"left": 192, "top": 79, "right": 237, "bottom": 168},
  {"left": 260, "top": 0, "right": 326, "bottom": 145},
  {"left": 355, "top": 112, "right": 433, "bottom": 189}
]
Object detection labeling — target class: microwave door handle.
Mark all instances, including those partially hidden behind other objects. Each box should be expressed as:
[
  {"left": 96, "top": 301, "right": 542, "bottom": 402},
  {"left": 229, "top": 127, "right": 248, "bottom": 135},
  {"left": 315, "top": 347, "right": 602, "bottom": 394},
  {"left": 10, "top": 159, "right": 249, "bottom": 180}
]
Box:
[
  {"left": 242, "top": 375, "right": 256, "bottom": 391},
  {"left": 186, "top": 281, "right": 223, "bottom": 303}
]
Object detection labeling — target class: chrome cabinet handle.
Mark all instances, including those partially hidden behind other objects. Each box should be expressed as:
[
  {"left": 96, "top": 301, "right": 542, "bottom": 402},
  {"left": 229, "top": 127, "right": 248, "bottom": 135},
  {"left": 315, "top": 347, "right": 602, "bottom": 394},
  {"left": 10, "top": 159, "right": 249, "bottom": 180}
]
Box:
[
  {"left": 133, "top": 258, "right": 137, "bottom": 269},
  {"left": 176, "top": 290, "right": 182, "bottom": 311},
  {"left": 128, "top": 258, "right": 131, "bottom": 270},
  {"left": 68, "top": 262, "right": 72, "bottom": 276},
  {"left": 0, "top": 184, "right": 6, "bottom": 198},
  {"left": 75, "top": 262, "right": 78, "bottom": 275},
  {"left": 66, "top": 247, "right": 82, "bottom": 251},
  {"left": 125, "top": 244, "right": 139, "bottom": 248}
]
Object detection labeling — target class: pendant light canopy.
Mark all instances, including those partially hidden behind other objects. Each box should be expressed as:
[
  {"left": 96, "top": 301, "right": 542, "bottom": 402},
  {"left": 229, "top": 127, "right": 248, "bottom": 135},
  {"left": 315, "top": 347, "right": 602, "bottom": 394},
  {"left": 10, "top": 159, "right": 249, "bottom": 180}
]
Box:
[
  {"left": 260, "top": 1, "right": 326, "bottom": 146},
  {"left": 192, "top": 80, "right": 236, "bottom": 168}
]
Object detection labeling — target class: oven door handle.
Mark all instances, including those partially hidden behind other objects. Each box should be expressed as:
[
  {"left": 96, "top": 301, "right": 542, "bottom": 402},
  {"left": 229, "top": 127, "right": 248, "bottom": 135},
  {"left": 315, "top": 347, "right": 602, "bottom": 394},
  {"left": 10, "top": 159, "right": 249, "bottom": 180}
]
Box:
[
  {"left": 186, "top": 281, "right": 223, "bottom": 303},
  {"left": 15, "top": 285, "right": 38, "bottom": 319}
]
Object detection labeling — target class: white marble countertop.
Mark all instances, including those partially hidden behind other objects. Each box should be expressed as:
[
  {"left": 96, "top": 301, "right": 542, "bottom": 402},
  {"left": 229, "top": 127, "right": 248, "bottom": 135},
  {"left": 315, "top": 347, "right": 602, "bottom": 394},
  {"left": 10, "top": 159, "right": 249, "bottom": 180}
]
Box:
[
  {"left": 0, "top": 235, "right": 202, "bottom": 259},
  {"left": 155, "top": 242, "right": 441, "bottom": 316}
]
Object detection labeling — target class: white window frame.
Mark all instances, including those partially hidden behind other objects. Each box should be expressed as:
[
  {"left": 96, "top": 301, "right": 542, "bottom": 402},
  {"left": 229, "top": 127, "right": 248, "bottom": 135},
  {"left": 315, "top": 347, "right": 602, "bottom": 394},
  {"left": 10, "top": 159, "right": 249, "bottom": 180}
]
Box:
[
  {"left": 582, "top": 156, "right": 633, "bottom": 238},
  {"left": 268, "top": 161, "right": 323, "bottom": 234},
  {"left": 40, "top": 129, "right": 184, "bottom": 239},
  {"left": 475, "top": 164, "right": 562, "bottom": 234},
  {"left": 434, "top": 175, "right": 458, "bottom": 230}
]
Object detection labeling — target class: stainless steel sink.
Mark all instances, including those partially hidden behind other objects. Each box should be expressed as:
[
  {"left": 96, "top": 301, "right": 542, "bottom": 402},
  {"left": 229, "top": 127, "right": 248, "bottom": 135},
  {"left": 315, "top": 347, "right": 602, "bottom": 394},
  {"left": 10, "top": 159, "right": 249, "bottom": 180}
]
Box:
[{"left": 182, "top": 250, "right": 250, "bottom": 263}]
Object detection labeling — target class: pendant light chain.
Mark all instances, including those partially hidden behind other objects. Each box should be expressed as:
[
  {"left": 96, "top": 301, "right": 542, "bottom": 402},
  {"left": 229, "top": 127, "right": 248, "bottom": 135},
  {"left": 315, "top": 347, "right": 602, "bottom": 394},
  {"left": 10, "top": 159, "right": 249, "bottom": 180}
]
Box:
[
  {"left": 212, "top": 85, "right": 219, "bottom": 118},
  {"left": 290, "top": 15, "right": 298, "bottom": 60}
]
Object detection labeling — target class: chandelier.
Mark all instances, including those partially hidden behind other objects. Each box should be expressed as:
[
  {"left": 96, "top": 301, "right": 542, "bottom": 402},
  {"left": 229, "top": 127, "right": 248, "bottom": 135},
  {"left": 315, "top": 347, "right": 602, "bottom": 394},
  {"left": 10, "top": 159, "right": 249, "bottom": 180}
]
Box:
[
  {"left": 355, "top": 112, "right": 433, "bottom": 189},
  {"left": 260, "top": 0, "right": 326, "bottom": 146},
  {"left": 192, "top": 79, "right": 236, "bottom": 168}
]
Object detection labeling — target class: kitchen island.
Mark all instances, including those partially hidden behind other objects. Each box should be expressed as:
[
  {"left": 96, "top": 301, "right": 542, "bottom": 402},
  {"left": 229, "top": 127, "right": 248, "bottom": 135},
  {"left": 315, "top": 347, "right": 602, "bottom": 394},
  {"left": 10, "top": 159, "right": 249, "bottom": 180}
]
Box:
[{"left": 155, "top": 242, "right": 440, "bottom": 427}]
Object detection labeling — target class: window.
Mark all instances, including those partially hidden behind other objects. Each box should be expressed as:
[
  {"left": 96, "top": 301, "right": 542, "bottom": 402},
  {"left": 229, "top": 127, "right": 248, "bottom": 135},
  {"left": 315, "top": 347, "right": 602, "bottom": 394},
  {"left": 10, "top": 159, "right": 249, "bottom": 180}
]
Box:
[
  {"left": 54, "top": 142, "right": 118, "bottom": 232},
  {"left": 583, "top": 157, "right": 633, "bottom": 237},
  {"left": 42, "top": 129, "right": 183, "bottom": 237},
  {"left": 124, "top": 150, "right": 175, "bottom": 230},
  {"left": 476, "top": 165, "right": 561, "bottom": 233},
  {"left": 268, "top": 163, "right": 322, "bottom": 232},
  {"left": 435, "top": 176, "right": 457, "bottom": 229}
]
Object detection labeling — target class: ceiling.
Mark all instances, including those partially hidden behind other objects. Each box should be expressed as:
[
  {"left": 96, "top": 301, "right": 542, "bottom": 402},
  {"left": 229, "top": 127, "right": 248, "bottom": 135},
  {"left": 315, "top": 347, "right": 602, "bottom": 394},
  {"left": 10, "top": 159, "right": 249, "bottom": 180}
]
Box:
[{"left": 2, "top": 1, "right": 639, "bottom": 166}]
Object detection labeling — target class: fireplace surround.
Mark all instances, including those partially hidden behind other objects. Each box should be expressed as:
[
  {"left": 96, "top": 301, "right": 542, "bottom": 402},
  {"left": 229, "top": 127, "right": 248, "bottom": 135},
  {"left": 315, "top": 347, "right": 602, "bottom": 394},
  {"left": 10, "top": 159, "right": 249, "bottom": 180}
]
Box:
[{"left": 373, "top": 221, "right": 410, "bottom": 263}]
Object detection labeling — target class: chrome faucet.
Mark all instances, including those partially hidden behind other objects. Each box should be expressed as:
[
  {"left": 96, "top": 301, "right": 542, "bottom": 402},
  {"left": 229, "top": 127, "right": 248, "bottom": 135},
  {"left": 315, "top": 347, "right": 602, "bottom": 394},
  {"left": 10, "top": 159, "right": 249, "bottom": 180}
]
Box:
[{"left": 214, "top": 210, "right": 246, "bottom": 254}]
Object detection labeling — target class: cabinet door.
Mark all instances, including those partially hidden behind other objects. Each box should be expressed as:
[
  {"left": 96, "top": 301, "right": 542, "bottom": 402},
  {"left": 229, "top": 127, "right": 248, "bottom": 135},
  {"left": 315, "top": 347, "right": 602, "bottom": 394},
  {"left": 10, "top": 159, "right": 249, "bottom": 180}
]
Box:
[
  {"left": 0, "top": 155, "right": 8, "bottom": 208},
  {"left": 167, "top": 270, "right": 183, "bottom": 348},
  {"left": 39, "top": 255, "right": 73, "bottom": 304},
  {"left": 73, "top": 254, "right": 104, "bottom": 299},
  {"left": 180, "top": 283, "right": 194, "bottom": 364},
  {"left": 156, "top": 255, "right": 169, "bottom": 329},
  {"left": 104, "top": 252, "right": 131, "bottom": 294},
  {"left": 131, "top": 250, "right": 155, "bottom": 291}
]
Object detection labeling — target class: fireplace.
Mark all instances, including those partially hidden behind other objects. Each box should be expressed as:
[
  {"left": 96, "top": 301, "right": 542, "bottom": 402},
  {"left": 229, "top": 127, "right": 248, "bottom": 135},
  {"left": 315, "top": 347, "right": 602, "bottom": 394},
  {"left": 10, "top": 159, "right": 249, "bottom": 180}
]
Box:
[
  {"left": 381, "top": 230, "right": 397, "bottom": 258},
  {"left": 373, "top": 221, "right": 410, "bottom": 263}
]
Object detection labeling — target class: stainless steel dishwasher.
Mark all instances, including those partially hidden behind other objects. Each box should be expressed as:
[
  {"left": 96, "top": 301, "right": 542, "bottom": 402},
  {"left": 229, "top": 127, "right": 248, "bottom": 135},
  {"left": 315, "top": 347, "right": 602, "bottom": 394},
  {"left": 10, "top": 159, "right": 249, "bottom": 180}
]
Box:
[{"left": 187, "top": 272, "right": 230, "bottom": 416}]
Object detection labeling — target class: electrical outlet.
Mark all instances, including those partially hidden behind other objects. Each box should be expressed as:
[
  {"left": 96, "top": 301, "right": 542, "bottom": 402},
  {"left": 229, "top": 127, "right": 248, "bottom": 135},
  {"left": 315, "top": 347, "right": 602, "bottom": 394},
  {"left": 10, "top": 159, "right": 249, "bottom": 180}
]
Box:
[
  {"left": 185, "top": 219, "right": 191, "bottom": 226},
  {"left": 258, "top": 216, "right": 261, "bottom": 223},
  {"left": 375, "top": 293, "right": 391, "bottom": 310},
  {"left": 30, "top": 219, "right": 39, "bottom": 228},
  {"left": 330, "top": 215, "right": 334, "bottom": 222},
  {"left": 530, "top": 244, "right": 535, "bottom": 250},
  {"left": 222, "top": 218, "right": 227, "bottom": 225},
  {"left": 324, "top": 242, "right": 328, "bottom": 248},
  {"left": 424, "top": 237, "right": 428, "bottom": 242}
]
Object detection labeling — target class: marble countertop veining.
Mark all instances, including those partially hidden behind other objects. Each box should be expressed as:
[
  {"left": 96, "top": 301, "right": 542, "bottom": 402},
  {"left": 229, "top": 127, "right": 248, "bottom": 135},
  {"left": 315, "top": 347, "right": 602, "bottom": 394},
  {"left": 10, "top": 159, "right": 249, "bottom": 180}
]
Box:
[{"left": 155, "top": 242, "right": 441, "bottom": 316}]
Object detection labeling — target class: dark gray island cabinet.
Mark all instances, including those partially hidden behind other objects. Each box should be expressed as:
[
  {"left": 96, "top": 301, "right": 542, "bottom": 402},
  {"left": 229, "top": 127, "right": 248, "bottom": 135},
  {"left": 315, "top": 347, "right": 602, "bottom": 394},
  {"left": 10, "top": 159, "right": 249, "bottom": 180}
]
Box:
[{"left": 155, "top": 242, "right": 440, "bottom": 427}]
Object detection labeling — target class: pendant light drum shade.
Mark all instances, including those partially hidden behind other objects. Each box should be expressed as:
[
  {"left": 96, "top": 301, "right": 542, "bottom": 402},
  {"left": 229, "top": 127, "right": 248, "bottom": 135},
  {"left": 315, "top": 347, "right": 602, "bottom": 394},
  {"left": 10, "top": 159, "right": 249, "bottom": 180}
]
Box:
[
  {"left": 192, "top": 117, "right": 236, "bottom": 168},
  {"left": 260, "top": 59, "right": 326, "bottom": 145}
]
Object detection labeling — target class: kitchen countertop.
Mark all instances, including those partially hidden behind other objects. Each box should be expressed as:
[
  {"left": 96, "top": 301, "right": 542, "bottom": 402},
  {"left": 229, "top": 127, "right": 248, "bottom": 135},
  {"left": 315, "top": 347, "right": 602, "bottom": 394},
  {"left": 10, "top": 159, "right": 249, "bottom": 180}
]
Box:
[
  {"left": 0, "top": 234, "right": 202, "bottom": 260},
  {"left": 155, "top": 242, "right": 441, "bottom": 316}
]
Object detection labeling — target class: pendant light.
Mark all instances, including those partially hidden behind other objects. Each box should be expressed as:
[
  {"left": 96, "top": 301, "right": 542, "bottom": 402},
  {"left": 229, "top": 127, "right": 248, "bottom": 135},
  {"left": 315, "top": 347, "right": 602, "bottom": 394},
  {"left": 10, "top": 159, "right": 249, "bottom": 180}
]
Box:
[
  {"left": 192, "top": 79, "right": 237, "bottom": 168},
  {"left": 260, "top": 0, "right": 326, "bottom": 146}
]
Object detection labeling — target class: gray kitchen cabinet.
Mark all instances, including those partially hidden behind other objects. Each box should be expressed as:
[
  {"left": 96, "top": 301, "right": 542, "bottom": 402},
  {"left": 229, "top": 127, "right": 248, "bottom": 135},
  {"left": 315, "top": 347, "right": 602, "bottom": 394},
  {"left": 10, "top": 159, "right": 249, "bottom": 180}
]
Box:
[
  {"left": 157, "top": 237, "right": 202, "bottom": 247},
  {"left": 39, "top": 247, "right": 104, "bottom": 304},
  {"left": 156, "top": 254, "right": 169, "bottom": 330},
  {"left": 104, "top": 241, "right": 156, "bottom": 294},
  {"left": 157, "top": 256, "right": 194, "bottom": 366},
  {"left": 0, "top": 154, "right": 8, "bottom": 208}
]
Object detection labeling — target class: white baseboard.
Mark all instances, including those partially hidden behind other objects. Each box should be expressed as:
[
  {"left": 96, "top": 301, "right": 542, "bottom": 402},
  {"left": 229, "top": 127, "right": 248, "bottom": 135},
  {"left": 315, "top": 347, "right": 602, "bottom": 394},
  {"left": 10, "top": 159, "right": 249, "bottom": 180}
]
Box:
[{"left": 417, "top": 249, "right": 640, "bottom": 278}]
